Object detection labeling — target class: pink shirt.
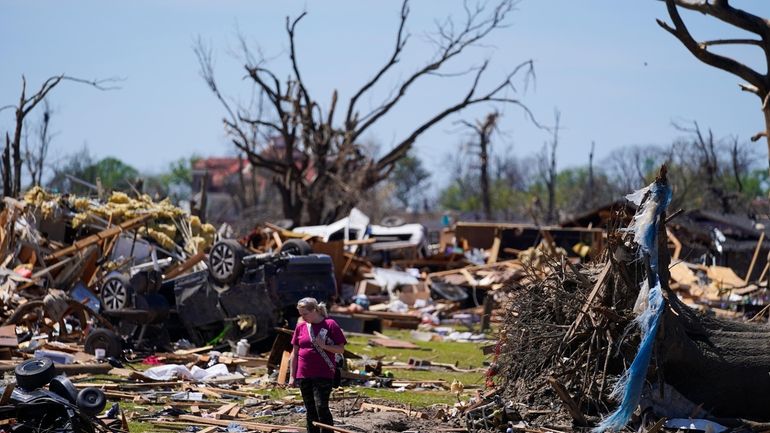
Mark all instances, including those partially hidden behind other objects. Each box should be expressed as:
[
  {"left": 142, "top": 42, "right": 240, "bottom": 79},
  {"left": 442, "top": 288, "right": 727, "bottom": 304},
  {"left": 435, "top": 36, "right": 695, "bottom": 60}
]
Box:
[{"left": 291, "top": 318, "right": 347, "bottom": 379}]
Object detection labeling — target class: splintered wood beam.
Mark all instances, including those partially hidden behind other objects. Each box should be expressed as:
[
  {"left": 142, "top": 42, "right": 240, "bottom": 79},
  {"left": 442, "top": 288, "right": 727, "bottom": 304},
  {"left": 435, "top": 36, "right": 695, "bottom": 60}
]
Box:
[
  {"left": 745, "top": 231, "right": 766, "bottom": 283},
  {"left": 164, "top": 251, "right": 206, "bottom": 280},
  {"left": 547, "top": 376, "right": 588, "bottom": 426},
  {"left": 45, "top": 214, "right": 152, "bottom": 261},
  {"left": 564, "top": 261, "right": 611, "bottom": 342},
  {"left": 312, "top": 422, "right": 359, "bottom": 433}
]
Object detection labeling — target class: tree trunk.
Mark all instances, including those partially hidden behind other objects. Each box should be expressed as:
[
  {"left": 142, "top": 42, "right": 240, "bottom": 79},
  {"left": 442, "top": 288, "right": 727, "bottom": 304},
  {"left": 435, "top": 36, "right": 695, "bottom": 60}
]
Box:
[
  {"left": 2, "top": 134, "right": 10, "bottom": 198},
  {"left": 480, "top": 136, "right": 491, "bottom": 221},
  {"left": 12, "top": 108, "right": 24, "bottom": 197},
  {"left": 276, "top": 182, "right": 303, "bottom": 227},
  {"left": 764, "top": 106, "right": 770, "bottom": 182}
]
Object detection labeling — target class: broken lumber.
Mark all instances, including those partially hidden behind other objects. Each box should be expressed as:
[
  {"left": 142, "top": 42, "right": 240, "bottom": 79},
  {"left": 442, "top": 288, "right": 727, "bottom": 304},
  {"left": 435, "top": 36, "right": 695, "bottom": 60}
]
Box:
[
  {"left": 312, "top": 422, "right": 358, "bottom": 433},
  {"left": 178, "top": 414, "right": 304, "bottom": 432},
  {"left": 45, "top": 214, "right": 152, "bottom": 261},
  {"left": 546, "top": 376, "right": 587, "bottom": 426}
]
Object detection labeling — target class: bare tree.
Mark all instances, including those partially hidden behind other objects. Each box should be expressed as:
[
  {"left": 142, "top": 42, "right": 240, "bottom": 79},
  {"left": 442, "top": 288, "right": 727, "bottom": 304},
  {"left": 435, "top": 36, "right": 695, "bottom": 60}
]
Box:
[
  {"left": 657, "top": 1, "right": 770, "bottom": 177},
  {"left": 538, "top": 109, "right": 560, "bottom": 223},
  {"left": 24, "top": 99, "right": 55, "bottom": 187},
  {"left": 1, "top": 74, "right": 117, "bottom": 198},
  {"left": 460, "top": 111, "right": 500, "bottom": 220},
  {"left": 197, "top": 0, "right": 537, "bottom": 225}
]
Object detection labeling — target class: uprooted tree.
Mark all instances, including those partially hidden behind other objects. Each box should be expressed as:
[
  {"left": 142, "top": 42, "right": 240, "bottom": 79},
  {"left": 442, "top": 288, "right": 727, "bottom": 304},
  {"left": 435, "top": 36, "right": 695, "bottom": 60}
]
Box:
[
  {"left": 657, "top": 1, "right": 770, "bottom": 177},
  {"left": 197, "top": 0, "right": 537, "bottom": 226}
]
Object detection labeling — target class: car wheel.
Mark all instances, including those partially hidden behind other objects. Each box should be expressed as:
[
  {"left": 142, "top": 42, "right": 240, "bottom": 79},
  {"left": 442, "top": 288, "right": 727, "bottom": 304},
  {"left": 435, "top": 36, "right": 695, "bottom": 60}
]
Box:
[
  {"left": 84, "top": 328, "right": 123, "bottom": 359},
  {"left": 15, "top": 358, "right": 56, "bottom": 390},
  {"left": 77, "top": 387, "right": 107, "bottom": 416},
  {"left": 49, "top": 375, "right": 78, "bottom": 403},
  {"left": 100, "top": 274, "right": 133, "bottom": 310},
  {"left": 279, "top": 239, "right": 312, "bottom": 256},
  {"left": 208, "top": 240, "right": 245, "bottom": 285}
]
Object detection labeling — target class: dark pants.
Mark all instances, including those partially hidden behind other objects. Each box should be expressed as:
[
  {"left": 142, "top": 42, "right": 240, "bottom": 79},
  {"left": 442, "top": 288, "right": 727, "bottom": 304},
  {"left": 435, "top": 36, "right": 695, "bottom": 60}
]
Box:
[{"left": 298, "top": 378, "right": 334, "bottom": 433}]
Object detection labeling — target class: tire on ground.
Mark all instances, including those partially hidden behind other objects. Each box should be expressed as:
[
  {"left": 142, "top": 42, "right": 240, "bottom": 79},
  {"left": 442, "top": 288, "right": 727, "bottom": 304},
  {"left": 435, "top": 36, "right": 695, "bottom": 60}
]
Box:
[
  {"left": 49, "top": 375, "right": 78, "bottom": 403},
  {"left": 84, "top": 328, "right": 123, "bottom": 359},
  {"left": 77, "top": 387, "right": 107, "bottom": 416},
  {"left": 14, "top": 358, "right": 56, "bottom": 390}
]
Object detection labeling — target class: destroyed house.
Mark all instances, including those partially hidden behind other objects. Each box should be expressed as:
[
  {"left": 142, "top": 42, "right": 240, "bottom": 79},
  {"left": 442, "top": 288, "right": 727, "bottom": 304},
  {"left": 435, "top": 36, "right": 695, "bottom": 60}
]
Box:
[{"left": 668, "top": 209, "right": 770, "bottom": 280}]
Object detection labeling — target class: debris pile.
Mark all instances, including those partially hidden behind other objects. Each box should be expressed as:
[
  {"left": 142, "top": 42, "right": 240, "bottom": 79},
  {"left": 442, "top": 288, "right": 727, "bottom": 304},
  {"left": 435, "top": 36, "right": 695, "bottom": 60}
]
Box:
[
  {"left": 3, "top": 176, "right": 770, "bottom": 432},
  {"left": 489, "top": 170, "right": 770, "bottom": 433}
]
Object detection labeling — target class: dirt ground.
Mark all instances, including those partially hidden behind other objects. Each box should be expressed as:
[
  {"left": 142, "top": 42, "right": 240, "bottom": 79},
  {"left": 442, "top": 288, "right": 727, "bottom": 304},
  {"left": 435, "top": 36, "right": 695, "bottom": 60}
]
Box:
[{"left": 270, "top": 399, "right": 469, "bottom": 432}]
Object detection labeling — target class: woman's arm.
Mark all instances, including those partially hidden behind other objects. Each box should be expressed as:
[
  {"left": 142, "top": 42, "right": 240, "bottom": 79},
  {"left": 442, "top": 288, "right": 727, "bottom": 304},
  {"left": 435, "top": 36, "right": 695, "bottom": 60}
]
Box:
[
  {"left": 321, "top": 342, "right": 345, "bottom": 354},
  {"left": 314, "top": 335, "right": 345, "bottom": 354},
  {"left": 289, "top": 345, "right": 299, "bottom": 385}
]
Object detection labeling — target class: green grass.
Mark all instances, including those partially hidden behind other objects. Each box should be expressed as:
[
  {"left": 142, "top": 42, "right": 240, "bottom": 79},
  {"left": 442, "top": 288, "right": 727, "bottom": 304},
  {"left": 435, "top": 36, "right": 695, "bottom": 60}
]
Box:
[
  {"left": 345, "top": 329, "right": 489, "bottom": 368},
  {"left": 386, "top": 368, "right": 484, "bottom": 386},
  {"left": 341, "top": 328, "right": 490, "bottom": 407},
  {"left": 351, "top": 386, "right": 464, "bottom": 408},
  {"left": 106, "top": 328, "right": 493, "bottom": 430}
]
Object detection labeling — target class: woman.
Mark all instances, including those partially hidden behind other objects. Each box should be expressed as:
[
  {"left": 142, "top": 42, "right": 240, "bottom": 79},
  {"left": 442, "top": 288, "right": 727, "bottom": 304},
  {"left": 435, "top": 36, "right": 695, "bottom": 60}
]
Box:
[{"left": 289, "top": 297, "right": 347, "bottom": 433}]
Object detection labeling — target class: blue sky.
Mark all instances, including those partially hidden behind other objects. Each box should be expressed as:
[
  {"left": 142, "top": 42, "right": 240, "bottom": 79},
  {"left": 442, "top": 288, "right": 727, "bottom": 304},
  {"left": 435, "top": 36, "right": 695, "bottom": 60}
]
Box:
[{"left": 1, "top": 1, "right": 768, "bottom": 188}]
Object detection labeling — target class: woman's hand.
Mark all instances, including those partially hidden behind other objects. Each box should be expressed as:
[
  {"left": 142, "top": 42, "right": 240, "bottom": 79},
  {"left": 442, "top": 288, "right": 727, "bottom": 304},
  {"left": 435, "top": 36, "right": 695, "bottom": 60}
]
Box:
[
  {"left": 288, "top": 377, "right": 296, "bottom": 387},
  {"left": 314, "top": 334, "right": 327, "bottom": 349}
]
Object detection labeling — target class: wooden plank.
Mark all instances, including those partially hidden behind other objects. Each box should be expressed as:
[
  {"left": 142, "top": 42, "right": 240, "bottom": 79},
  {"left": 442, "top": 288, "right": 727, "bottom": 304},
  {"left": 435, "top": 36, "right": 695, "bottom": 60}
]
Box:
[
  {"left": 547, "top": 376, "right": 587, "bottom": 426},
  {"left": 45, "top": 214, "right": 153, "bottom": 260},
  {"left": 343, "top": 238, "right": 376, "bottom": 246},
  {"left": 272, "top": 231, "right": 283, "bottom": 249},
  {"left": 277, "top": 350, "right": 292, "bottom": 384},
  {"left": 0, "top": 383, "right": 14, "bottom": 405},
  {"left": 227, "top": 404, "right": 242, "bottom": 418},
  {"left": 646, "top": 418, "right": 666, "bottom": 433},
  {"left": 213, "top": 402, "right": 238, "bottom": 419},
  {"left": 0, "top": 325, "right": 18, "bottom": 348},
  {"left": 178, "top": 414, "right": 305, "bottom": 432},
  {"left": 487, "top": 235, "right": 501, "bottom": 264},
  {"left": 459, "top": 268, "right": 477, "bottom": 287},
  {"left": 312, "top": 422, "right": 358, "bottom": 433},
  {"left": 746, "top": 231, "right": 766, "bottom": 283},
  {"left": 164, "top": 251, "right": 206, "bottom": 280},
  {"left": 666, "top": 228, "right": 682, "bottom": 261}
]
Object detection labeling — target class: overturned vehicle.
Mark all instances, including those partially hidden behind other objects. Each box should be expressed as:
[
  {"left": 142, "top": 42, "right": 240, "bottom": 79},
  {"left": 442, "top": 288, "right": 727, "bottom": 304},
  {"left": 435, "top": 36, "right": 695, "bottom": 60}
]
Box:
[{"left": 89, "top": 238, "right": 336, "bottom": 357}]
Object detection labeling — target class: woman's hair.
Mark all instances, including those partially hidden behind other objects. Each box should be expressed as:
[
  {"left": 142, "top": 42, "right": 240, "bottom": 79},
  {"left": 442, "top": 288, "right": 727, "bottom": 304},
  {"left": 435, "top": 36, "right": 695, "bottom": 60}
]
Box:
[{"left": 297, "top": 297, "right": 328, "bottom": 318}]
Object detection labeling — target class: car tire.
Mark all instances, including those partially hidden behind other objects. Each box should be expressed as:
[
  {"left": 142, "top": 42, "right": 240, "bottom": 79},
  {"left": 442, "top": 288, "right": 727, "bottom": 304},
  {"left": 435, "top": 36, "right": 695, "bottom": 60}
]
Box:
[
  {"left": 100, "top": 274, "right": 134, "bottom": 310},
  {"left": 208, "top": 240, "right": 246, "bottom": 285},
  {"left": 84, "top": 328, "right": 123, "bottom": 359},
  {"left": 76, "top": 387, "right": 107, "bottom": 416},
  {"left": 279, "top": 239, "right": 312, "bottom": 256},
  {"left": 15, "top": 358, "right": 56, "bottom": 390},
  {"left": 49, "top": 375, "right": 78, "bottom": 403}
]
